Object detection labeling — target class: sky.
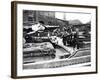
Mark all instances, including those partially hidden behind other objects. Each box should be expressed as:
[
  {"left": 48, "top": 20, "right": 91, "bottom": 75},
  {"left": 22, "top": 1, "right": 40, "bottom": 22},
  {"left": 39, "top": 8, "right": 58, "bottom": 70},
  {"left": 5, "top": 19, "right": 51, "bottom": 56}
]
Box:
[{"left": 55, "top": 12, "right": 91, "bottom": 24}]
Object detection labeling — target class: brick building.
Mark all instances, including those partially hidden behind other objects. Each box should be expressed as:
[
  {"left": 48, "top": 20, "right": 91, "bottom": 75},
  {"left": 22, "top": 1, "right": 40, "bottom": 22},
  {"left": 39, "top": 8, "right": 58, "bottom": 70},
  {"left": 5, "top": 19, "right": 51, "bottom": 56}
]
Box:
[{"left": 23, "top": 10, "right": 69, "bottom": 27}]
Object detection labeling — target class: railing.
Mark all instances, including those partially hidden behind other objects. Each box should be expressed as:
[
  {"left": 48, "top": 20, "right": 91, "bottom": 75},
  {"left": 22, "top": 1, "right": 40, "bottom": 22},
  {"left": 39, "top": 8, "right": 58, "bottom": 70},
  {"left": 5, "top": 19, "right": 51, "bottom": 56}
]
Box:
[{"left": 23, "top": 55, "right": 91, "bottom": 69}]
